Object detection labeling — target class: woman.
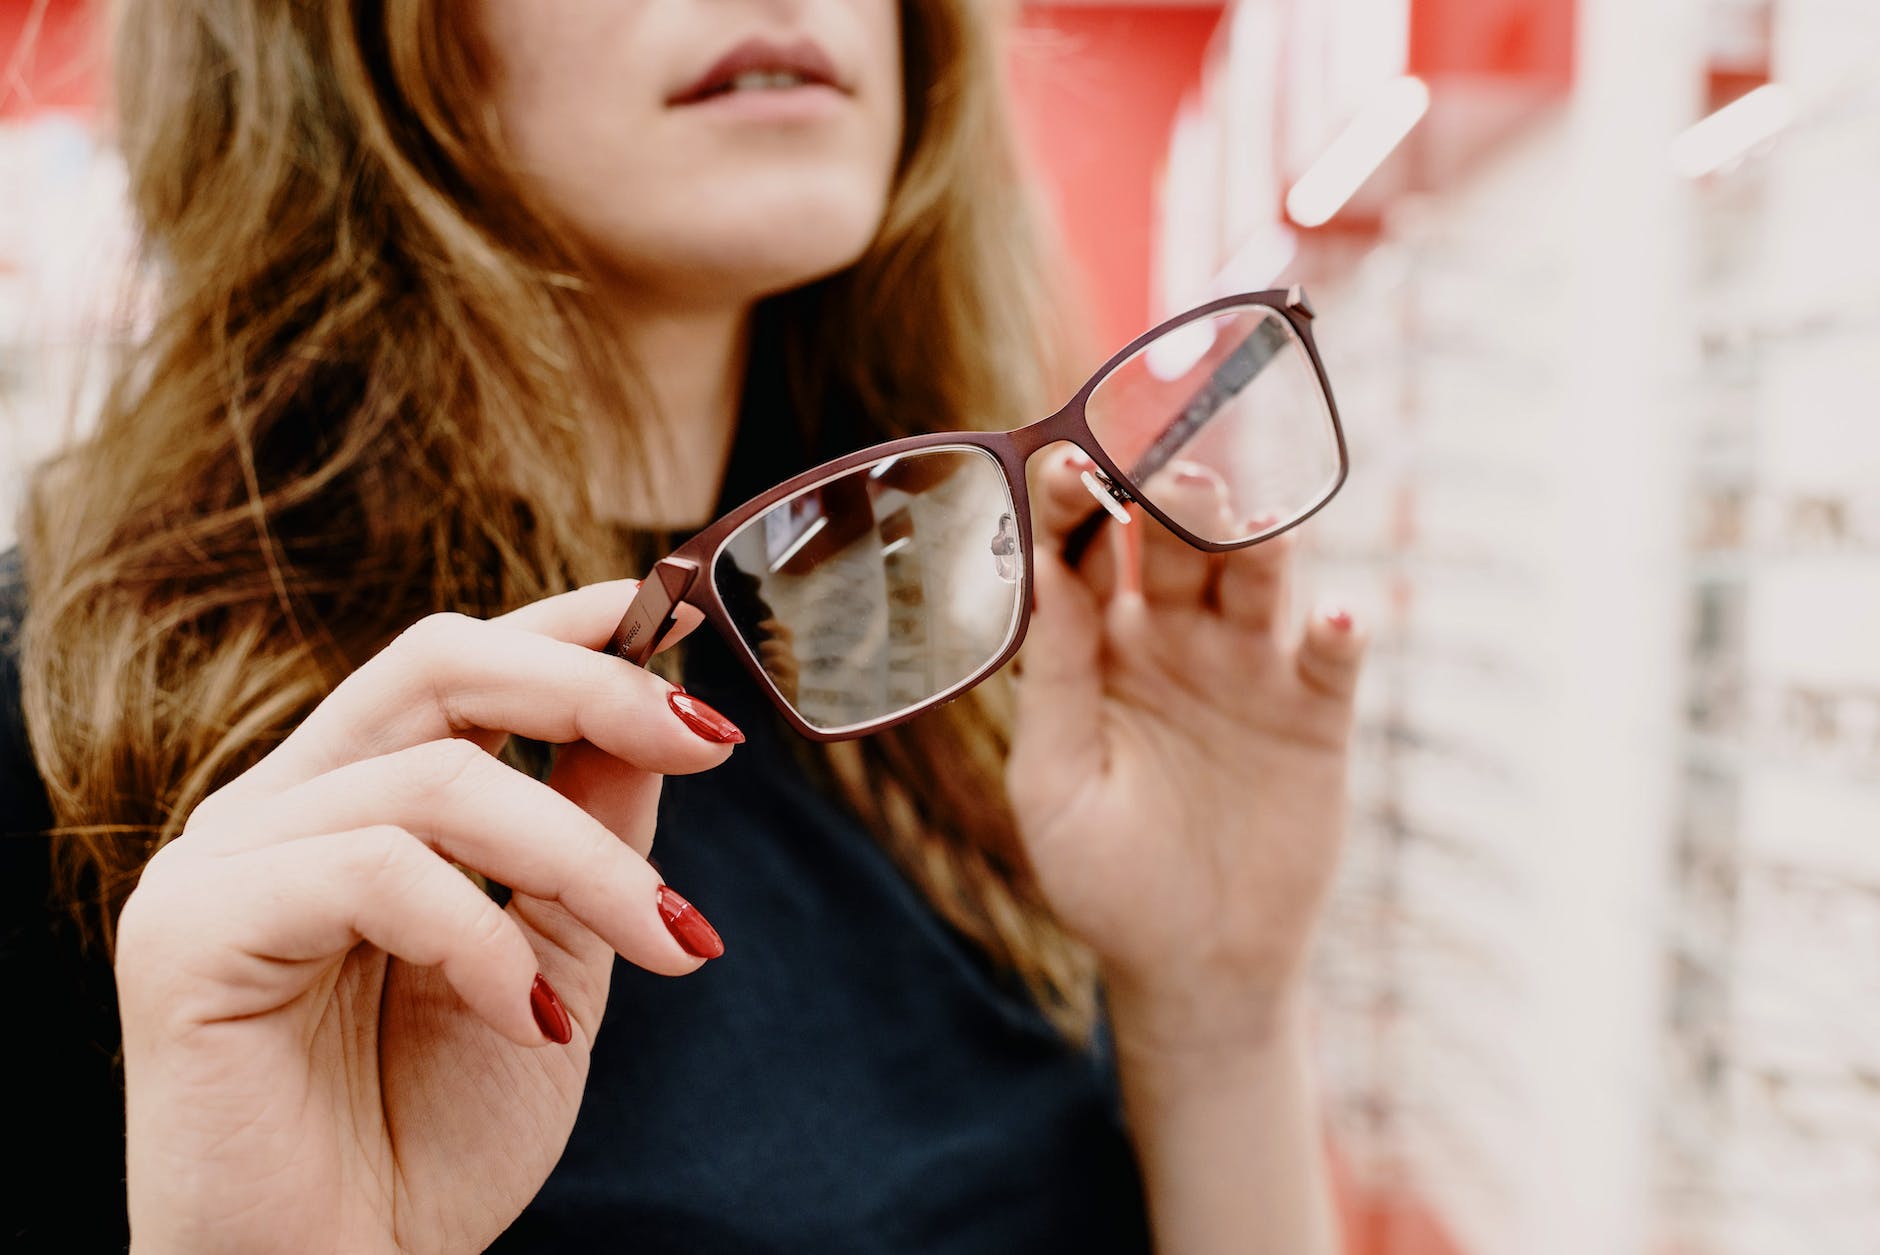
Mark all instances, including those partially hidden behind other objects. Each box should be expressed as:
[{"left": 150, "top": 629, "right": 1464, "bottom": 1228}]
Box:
[{"left": 2, "top": 1, "right": 1365, "bottom": 1251}]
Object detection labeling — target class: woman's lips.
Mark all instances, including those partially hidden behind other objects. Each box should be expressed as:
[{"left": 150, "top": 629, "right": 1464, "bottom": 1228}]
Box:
[
  {"left": 670, "top": 82, "right": 847, "bottom": 124},
  {"left": 668, "top": 36, "right": 846, "bottom": 106}
]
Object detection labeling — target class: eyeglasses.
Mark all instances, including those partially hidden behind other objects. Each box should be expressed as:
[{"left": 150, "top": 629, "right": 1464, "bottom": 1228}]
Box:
[{"left": 606, "top": 288, "right": 1348, "bottom": 740}]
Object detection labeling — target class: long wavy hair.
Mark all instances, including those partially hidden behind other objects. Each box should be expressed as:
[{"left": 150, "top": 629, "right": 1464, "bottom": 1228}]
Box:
[{"left": 19, "top": 0, "right": 1096, "bottom": 1034}]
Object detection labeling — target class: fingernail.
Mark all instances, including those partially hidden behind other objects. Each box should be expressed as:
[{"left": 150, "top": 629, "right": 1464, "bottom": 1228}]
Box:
[
  {"left": 531, "top": 973, "right": 573, "bottom": 1044},
  {"left": 657, "top": 884, "right": 725, "bottom": 959},
  {"left": 1326, "top": 608, "right": 1354, "bottom": 633},
  {"left": 1173, "top": 464, "right": 1217, "bottom": 486},
  {"left": 1065, "top": 448, "right": 1096, "bottom": 472},
  {"left": 668, "top": 690, "right": 744, "bottom": 744}
]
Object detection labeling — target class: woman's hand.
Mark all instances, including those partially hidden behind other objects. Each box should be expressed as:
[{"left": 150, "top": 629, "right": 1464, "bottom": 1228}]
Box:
[
  {"left": 113, "top": 582, "right": 740, "bottom": 1255},
  {"left": 1010, "top": 449, "right": 1366, "bottom": 1051}
]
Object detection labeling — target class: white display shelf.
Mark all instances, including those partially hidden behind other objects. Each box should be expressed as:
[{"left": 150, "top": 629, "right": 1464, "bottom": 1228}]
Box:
[{"left": 1157, "top": 1, "right": 1880, "bottom": 1251}]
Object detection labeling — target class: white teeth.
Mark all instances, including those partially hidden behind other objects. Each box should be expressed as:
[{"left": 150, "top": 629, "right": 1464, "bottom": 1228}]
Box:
[{"left": 727, "top": 70, "right": 808, "bottom": 92}]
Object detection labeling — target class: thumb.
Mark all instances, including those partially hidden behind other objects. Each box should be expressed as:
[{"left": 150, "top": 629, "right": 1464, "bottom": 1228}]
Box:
[{"left": 1012, "top": 446, "right": 1121, "bottom": 777}]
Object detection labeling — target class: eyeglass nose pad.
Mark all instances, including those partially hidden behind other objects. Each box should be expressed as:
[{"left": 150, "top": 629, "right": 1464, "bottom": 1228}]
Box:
[
  {"left": 1079, "top": 468, "right": 1134, "bottom": 524},
  {"left": 989, "top": 512, "right": 1020, "bottom": 583}
]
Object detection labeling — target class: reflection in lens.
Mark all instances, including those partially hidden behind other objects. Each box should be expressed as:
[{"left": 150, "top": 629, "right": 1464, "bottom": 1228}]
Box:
[
  {"left": 1085, "top": 304, "right": 1341, "bottom": 544},
  {"left": 712, "top": 447, "right": 1022, "bottom": 734}
]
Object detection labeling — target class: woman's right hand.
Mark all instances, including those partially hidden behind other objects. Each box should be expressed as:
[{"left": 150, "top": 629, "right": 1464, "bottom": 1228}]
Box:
[{"left": 113, "top": 580, "right": 741, "bottom": 1255}]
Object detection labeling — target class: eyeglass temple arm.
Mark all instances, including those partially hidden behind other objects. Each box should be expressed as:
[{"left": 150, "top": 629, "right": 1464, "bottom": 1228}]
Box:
[
  {"left": 1062, "top": 314, "right": 1295, "bottom": 568},
  {"left": 605, "top": 556, "right": 700, "bottom": 667}
]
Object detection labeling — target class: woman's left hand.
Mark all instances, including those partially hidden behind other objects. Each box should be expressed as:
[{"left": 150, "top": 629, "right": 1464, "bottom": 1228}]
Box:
[{"left": 1010, "top": 447, "right": 1366, "bottom": 1050}]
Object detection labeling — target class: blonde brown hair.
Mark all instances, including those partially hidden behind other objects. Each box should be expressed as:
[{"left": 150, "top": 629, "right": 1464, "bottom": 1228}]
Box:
[{"left": 19, "top": 0, "right": 1096, "bottom": 1033}]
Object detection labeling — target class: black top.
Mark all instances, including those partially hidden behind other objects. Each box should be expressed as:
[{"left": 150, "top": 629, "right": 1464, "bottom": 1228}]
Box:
[{"left": 0, "top": 545, "right": 1151, "bottom": 1252}]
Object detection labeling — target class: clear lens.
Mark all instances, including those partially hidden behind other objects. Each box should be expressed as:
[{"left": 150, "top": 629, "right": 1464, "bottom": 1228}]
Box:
[
  {"left": 712, "top": 446, "right": 1022, "bottom": 734},
  {"left": 1084, "top": 304, "right": 1341, "bottom": 544}
]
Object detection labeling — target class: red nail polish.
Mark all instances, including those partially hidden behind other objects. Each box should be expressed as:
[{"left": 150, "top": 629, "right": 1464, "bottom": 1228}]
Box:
[
  {"left": 1326, "top": 609, "right": 1353, "bottom": 632},
  {"left": 657, "top": 885, "right": 725, "bottom": 959},
  {"left": 531, "top": 973, "right": 573, "bottom": 1044},
  {"left": 668, "top": 690, "right": 744, "bottom": 744}
]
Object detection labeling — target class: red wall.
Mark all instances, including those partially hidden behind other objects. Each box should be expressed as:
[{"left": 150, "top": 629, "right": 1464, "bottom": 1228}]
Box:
[
  {"left": 1409, "top": 0, "right": 1575, "bottom": 84},
  {"left": 1009, "top": 5, "right": 1223, "bottom": 360},
  {"left": 0, "top": 0, "right": 98, "bottom": 117}
]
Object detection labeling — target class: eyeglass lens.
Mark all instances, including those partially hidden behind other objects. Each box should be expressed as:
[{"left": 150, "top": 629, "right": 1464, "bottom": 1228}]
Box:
[
  {"left": 1085, "top": 303, "right": 1340, "bottom": 544},
  {"left": 711, "top": 446, "right": 1023, "bottom": 733}
]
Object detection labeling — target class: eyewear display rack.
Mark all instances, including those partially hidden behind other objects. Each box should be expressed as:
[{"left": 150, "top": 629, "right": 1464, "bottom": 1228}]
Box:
[
  {"left": 1300, "top": 113, "right": 1646, "bottom": 1255},
  {"left": 1147, "top": 2, "right": 1880, "bottom": 1253},
  {"left": 1657, "top": 32, "right": 1880, "bottom": 1254}
]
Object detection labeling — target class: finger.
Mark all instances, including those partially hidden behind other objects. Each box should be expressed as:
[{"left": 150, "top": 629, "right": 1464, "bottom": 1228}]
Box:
[
  {"left": 492, "top": 579, "right": 705, "bottom": 653},
  {"left": 225, "top": 825, "right": 562, "bottom": 1047},
  {"left": 1012, "top": 447, "right": 1110, "bottom": 773},
  {"left": 232, "top": 610, "right": 741, "bottom": 797},
  {"left": 216, "top": 738, "right": 706, "bottom": 975},
  {"left": 525, "top": 739, "right": 671, "bottom": 986},
  {"left": 546, "top": 739, "right": 663, "bottom": 860},
  {"left": 1138, "top": 461, "right": 1233, "bottom": 606},
  {"left": 1030, "top": 444, "right": 1122, "bottom": 605},
  {"left": 1296, "top": 606, "right": 1368, "bottom": 701},
  {"left": 1217, "top": 515, "right": 1294, "bottom": 633}
]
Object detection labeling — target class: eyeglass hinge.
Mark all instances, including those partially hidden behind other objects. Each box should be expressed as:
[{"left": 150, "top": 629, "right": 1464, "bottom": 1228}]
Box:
[
  {"left": 610, "top": 556, "right": 699, "bottom": 665},
  {"left": 651, "top": 556, "right": 699, "bottom": 601},
  {"left": 1286, "top": 285, "right": 1316, "bottom": 321}
]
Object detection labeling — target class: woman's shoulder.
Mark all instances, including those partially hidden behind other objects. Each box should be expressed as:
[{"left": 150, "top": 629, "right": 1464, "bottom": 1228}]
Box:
[
  {"left": 0, "top": 545, "right": 130, "bottom": 1250},
  {"left": 0, "top": 545, "right": 24, "bottom": 652},
  {"left": 0, "top": 539, "right": 61, "bottom": 970},
  {"left": 0, "top": 545, "right": 50, "bottom": 833},
  {"left": 0, "top": 547, "right": 28, "bottom": 677},
  {"left": 0, "top": 540, "right": 57, "bottom": 898}
]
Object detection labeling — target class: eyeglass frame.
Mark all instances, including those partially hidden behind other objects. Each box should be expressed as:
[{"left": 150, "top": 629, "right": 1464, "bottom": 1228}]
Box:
[{"left": 604, "top": 285, "right": 1349, "bottom": 742}]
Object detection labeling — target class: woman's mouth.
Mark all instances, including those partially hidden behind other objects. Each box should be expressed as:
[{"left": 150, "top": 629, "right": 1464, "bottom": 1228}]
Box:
[
  {"left": 668, "top": 37, "right": 848, "bottom": 109},
  {"left": 694, "top": 70, "right": 818, "bottom": 99}
]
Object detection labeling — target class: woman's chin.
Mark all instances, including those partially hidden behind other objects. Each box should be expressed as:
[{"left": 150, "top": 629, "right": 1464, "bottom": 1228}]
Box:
[{"left": 616, "top": 225, "right": 883, "bottom": 305}]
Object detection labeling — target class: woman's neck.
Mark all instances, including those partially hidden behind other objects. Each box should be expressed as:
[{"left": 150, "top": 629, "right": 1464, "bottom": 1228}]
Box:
[{"left": 592, "top": 297, "right": 752, "bottom": 531}]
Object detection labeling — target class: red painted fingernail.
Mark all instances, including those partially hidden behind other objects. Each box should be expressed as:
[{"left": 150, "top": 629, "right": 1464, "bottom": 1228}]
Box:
[
  {"left": 531, "top": 973, "right": 573, "bottom": 1044},
  {"left": 668, "top": 690, "right": 744, "bottom": 744},
  {"left": 657, "top": 885, "right": 725, "bottom": 959},
  {"left": 1326, "top": 609, "right": 1354, "bottom": 632}
]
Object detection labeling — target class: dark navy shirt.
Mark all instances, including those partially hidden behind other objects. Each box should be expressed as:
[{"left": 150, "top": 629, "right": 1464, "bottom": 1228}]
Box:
[{"left": 0, "top": 548, "right": 1152, "bottom": 1253}]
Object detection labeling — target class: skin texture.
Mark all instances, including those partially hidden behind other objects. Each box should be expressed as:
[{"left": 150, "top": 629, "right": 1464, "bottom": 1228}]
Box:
[
  {"left": 475, "top": 0, "right": 903, "bottom": 308},
  {"left": 116, "top": 3, "right": 1361, "bottom": 1252},
  {"left": 472, "top": 0, "right": 904, "bottom": 524}
]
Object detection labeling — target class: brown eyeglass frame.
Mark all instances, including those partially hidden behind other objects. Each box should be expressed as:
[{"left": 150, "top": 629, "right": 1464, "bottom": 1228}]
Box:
[{"left": 604, "top": 286, "right": 1348, "bottom": 742}]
